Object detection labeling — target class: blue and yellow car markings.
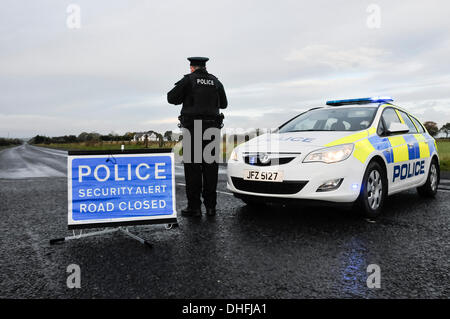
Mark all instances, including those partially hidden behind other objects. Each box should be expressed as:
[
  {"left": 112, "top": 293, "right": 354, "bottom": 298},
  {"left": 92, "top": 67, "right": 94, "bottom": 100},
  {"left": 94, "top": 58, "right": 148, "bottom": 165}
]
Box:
[
  {"left": 368, "top": 135, "right": 393, "bottom": 163},
  {"left": 353, "top": 139, "right": 376, "bottom": 163},
  {"left": 323, "top": 105, "right": 436, "bottom": 165},
  {"left": 325, "top": 130, "right": 369, "bottom": 147},
  {"left": 403, "top": 134, "right": 420, "bottom": 160}
]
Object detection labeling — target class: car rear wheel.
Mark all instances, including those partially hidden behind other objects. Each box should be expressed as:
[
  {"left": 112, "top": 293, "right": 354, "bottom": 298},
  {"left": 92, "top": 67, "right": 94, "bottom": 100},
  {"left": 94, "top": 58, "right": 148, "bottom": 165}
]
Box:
[
  {"left": 356, "top": 161, "right": 387, "bottom": 218},
  {"left": 417, "top": 157, "right": 440, "bottom": 197}
]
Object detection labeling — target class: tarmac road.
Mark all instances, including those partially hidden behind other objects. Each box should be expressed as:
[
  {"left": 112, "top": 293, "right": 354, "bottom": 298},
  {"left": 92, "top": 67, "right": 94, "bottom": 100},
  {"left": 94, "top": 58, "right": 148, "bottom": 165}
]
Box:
[
  {"left": 0, "top": 144, "right": 449, "bottom": 298},
  {"left": 0, "top": 144, "right": 66, "bottom": 179}
]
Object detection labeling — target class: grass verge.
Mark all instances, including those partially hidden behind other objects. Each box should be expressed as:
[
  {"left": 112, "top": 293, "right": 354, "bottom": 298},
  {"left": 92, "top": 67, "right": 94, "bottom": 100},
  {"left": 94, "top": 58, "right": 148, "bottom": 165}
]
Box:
[
  {"left": 437, "top": 139, "right": 450, "bottom": 172},
  {"left": 34, "top": 141, "right": 177, "bottom": 151}
]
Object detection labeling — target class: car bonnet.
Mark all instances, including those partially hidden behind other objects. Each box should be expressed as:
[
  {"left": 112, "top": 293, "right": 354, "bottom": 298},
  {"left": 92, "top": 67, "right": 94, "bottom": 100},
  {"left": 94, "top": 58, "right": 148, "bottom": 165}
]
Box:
[{"left": 238, "top": 130, "right": 371, "bottom": 153}]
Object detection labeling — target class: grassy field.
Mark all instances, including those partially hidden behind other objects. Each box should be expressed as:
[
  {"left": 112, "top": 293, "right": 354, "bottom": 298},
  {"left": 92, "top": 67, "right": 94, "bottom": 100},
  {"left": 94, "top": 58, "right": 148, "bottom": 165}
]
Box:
[
  {"left": 34, "top": 139, "right": 450, "bottom": 171},
  {"left": 437, "top": 139, "right": 450, "bottom": 172},
  {"left": 35, "top": 141, "right": 178, "bottom": 151},
  {"left": 36, "top": 140, "right": 234, "bottom": 162}
]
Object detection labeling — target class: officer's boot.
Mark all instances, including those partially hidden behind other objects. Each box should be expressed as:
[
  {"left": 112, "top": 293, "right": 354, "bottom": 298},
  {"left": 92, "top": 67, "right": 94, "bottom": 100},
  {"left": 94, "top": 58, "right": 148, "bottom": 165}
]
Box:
[
  {"left": 181, "top": 207, "right": 202, "bottom": 217},
  {"left": 205, "top": 207, "right": 216, "bottom": 216}
]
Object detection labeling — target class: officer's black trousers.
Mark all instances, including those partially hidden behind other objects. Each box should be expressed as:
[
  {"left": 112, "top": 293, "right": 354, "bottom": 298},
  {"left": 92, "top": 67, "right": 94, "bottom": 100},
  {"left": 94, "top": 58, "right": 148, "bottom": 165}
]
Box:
[{"left": 182, "top": 122, "right": 220, "bottom": 209}]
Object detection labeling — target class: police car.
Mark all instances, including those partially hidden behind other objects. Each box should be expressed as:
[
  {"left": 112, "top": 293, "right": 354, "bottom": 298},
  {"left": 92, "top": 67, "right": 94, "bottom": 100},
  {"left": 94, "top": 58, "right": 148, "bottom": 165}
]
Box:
[{"left": 227, "top": 97, "right": 440, "bottom": 217}]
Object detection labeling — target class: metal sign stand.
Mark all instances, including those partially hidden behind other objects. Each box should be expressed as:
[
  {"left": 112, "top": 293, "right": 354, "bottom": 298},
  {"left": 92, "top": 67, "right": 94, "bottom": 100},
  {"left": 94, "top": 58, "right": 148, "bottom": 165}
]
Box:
[{"left": 50, "top": 226, "right": 154, "bottom": 248}]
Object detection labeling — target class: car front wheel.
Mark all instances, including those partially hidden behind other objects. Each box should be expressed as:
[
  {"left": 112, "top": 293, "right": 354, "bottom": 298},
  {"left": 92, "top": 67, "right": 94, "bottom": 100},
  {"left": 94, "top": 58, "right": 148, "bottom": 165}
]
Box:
[{"left": 357, "top": 161, "right": 387, "bottom": 218}]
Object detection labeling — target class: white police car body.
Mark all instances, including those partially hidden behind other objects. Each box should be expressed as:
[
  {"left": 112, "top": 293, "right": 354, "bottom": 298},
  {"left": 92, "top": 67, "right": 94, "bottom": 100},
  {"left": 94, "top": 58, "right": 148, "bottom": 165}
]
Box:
[{"left": 227, "top": 97, "right": 440, "bottom": 217}]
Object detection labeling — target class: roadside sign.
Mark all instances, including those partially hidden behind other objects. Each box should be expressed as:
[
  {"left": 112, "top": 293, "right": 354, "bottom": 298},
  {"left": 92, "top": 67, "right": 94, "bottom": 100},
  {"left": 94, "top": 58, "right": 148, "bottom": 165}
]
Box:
[{"left": 67, "top": 149, "right": 177, "bottom": 229}]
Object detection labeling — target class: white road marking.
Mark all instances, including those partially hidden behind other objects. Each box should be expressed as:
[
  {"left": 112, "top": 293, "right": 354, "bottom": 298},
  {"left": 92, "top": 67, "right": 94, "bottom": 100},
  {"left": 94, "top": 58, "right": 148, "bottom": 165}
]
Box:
[
  {"left": 29, "top": 145, "right": 68, "bottom": 157},
  {"left": 217, "top": 190, "right": 234, "bottom": 196}
]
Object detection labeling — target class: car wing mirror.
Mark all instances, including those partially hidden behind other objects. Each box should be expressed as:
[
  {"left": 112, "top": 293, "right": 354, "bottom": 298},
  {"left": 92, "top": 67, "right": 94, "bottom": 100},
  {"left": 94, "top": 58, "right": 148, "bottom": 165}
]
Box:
[{"left": 387, "top": 122, "right": 409, "bottom": 135}]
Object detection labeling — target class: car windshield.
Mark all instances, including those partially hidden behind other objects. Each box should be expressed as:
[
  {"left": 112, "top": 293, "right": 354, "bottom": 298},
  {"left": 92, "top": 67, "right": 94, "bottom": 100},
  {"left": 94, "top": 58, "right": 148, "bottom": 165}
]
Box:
[{"left": 278, "top": 107, "right": 378, "bottom": 133}]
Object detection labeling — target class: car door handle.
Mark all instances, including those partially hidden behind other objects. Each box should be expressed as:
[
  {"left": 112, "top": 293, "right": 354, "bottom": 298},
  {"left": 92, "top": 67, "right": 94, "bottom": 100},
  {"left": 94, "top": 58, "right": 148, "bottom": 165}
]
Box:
[{"left": 408, "top": 143, "right": 414, "bottom": 148}]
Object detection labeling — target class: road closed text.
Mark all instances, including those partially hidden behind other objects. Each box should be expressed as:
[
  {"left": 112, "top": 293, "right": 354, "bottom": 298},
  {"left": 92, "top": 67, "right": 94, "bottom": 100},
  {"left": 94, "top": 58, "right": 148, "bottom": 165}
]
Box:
[{"left": 79, "top": 199, "right": 167, "bottom": 213}]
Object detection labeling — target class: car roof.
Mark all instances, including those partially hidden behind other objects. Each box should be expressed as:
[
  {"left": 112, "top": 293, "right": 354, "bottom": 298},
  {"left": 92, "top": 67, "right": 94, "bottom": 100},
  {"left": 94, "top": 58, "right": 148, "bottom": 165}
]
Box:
[
  {"left": 308, "top": 102, "right": 423, "bottom": 124},
  {"left": 277, "top": 101, "right": 425, "bottom": 132},
  {"left": 309, "top": 102, "right": 388, "bottom": 111},
  {"left": 315, "top": 102, "right": 409, "bottom": 113}
]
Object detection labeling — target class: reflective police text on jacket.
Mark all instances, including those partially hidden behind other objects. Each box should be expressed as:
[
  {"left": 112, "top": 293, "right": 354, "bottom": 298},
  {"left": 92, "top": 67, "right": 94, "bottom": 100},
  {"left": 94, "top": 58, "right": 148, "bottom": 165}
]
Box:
[{"left": 167, "top": 68, "right": 228, "bottom": 118}]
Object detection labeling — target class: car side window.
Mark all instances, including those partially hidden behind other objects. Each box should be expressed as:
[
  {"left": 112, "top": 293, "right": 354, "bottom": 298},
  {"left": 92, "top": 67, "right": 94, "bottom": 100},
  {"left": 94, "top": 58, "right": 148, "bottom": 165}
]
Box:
[
  {"left": 399, "top": 110, "right": 417, "bottom": 133},
  {"left": 410, "top": 116, "right": 425, "bottom": 133},
  {"left": 381, "top": 108, "right": 401, "bottom": 131},
  {"left": 377, "top": 118, "right": 386, "bottom": 136}
]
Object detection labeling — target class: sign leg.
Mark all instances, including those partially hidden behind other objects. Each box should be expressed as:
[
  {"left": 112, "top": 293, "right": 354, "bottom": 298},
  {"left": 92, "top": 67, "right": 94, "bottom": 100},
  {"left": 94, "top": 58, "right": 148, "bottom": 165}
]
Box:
[
  {"left": 50, "top": 228, "right": 120, "bottom": 244},
  {"left": 49, "top": 227, "right": 152, "bottom": 248},
  {"left": 119, "top": 227, "right": 153, "bottom": 248}
]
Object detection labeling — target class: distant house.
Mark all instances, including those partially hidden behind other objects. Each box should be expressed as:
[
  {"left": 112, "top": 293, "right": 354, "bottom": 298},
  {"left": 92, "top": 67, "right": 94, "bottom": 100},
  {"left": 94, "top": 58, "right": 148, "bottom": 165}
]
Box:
[
  {"left": 436, "top": 131, "right": 448, "bottom": 139},
  {"left": 133, "top": 131, "right": 158, "bottom": 142},
  {"left": 164, "top": 132, "right": 182, "bottom": 141}
]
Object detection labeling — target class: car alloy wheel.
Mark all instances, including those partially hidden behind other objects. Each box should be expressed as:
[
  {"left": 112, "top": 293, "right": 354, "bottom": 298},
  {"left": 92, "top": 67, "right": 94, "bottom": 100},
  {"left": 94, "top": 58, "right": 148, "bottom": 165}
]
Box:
[
  {"left": 367, "top": 169, "right": 382, "bottom": 210},
  {"left": 430, "top": 163, "right": 438, "bottom": 192}
]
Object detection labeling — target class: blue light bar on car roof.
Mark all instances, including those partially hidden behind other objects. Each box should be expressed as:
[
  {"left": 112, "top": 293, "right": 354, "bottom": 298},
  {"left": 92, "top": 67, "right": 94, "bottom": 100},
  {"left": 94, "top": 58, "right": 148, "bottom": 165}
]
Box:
[{"left": 326, "top": 96, "right": 394, "bottom": 106}]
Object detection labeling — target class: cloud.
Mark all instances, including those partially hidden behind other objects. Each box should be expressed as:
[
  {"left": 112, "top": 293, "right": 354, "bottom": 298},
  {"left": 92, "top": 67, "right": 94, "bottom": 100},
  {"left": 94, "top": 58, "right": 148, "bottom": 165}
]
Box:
[
  {"left": 1, "top": 0, "right": 450, "bottom": 138},
  {"left": 141, "top": 117, "right": 178, "bottom": 125},
  {"left": 285, "top": 45, "right": 389, "bottom": 70}
]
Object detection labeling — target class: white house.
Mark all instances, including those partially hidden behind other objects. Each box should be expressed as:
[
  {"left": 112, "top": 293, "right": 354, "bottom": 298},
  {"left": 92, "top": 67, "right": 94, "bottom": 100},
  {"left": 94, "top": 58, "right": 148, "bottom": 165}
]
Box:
[
  {"left": 436, "top": 131, "right": 449, "bottom": 139},
  {"left": 133, "top": 131, "right": 159, "bottom": 142}
]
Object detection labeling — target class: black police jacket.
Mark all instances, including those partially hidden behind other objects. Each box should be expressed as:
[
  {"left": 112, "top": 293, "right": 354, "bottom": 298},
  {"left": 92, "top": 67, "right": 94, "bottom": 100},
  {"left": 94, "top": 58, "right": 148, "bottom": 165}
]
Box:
[{"left": 167, "top": 69, "right": 228, "bottom": 116}]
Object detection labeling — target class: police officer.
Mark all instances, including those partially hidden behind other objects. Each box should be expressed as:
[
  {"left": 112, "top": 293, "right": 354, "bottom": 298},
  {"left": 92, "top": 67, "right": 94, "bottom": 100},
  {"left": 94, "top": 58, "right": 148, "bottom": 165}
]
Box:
[{"left": 167, "top": 57, "right": 228, "bottom": 217}]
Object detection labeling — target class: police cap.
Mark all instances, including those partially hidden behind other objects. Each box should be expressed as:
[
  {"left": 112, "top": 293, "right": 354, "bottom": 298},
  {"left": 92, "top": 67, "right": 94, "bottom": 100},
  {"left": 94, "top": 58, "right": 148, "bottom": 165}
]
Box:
[{"left": 187, "top": 57, "right": 209, "bottom": 67}]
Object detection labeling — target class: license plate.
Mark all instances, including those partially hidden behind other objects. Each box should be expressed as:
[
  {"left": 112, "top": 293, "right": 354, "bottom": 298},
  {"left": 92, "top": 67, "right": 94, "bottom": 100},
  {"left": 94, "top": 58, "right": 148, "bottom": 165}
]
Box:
[{"left": 243, "top": 170, "right": 284, "bottom": 182}]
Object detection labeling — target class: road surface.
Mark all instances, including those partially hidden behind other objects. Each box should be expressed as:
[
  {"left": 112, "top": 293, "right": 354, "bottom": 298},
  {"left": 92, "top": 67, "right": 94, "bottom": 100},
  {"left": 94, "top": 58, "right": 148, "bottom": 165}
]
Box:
[
  {"left": 0, "top": 144, "right": 66, "bottom": 179},
  {"left": 0, "top": 144, "right": 449, "bottom": 298}
]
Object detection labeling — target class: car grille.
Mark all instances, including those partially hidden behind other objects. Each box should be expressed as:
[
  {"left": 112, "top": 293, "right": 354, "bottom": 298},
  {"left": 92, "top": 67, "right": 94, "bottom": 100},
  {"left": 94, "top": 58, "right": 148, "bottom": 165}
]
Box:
[
  {"left": 231, "top": 177, "right": 308, "bottom": 195},
  {"left": 243, "top": 156, "right": 296, "bottom": 166}
]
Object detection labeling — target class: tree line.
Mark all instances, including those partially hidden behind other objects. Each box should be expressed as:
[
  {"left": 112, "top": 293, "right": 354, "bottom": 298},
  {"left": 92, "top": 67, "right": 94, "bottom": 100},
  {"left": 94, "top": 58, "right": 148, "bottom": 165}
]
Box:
[
  {"left": 0, "top": 137, "right": 23, "bottom": 146},
  {"left": 30, "top": 132, "right": 136, "bottom": 144},
  {"left": 28, "top": 130, "right": 178, "bottom": 146},
  {"left": 24, "top": 122, "right": 450, "bottom": 147},
  {"left": 424, "top": 122, "right": 450, "bottom": 138}
]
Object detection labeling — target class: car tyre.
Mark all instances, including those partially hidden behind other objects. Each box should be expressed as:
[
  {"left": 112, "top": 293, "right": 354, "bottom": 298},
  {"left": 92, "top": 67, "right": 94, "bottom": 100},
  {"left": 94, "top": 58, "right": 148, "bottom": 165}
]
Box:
[
  {"left": 356, "top": 161, "right": 387, "bottom": 218},
  {"left": 417, "top": 157, "right": 440, "bottom": 198}
]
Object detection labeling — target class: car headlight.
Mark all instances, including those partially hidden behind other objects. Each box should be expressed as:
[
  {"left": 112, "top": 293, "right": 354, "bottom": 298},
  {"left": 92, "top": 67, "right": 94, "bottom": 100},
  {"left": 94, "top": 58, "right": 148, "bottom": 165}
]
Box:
[
  {"left": 230, "top": 149, "right": 239, "bottom": 161},
  {"left": 303, "top": 144, "right": 354, "bottom": 164}
]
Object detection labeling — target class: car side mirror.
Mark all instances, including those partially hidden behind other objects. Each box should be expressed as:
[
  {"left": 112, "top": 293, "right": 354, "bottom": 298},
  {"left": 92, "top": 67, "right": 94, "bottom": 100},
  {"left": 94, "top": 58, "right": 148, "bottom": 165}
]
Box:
[{"left": 387, "top": 122, "right": 409, "bottom": 135}]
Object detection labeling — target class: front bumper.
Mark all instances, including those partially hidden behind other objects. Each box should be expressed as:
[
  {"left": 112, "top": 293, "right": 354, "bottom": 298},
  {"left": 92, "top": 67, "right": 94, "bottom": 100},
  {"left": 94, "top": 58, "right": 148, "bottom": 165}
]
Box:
[{"left": 227, "top": 156, "right": 366, "bottom": 203}]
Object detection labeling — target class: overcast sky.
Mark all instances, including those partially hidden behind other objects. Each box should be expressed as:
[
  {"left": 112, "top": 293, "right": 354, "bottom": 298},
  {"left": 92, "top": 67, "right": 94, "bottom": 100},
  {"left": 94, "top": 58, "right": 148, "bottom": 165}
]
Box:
[{"left": 1, "top": 0, "right": 450, "bottom": 137}]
